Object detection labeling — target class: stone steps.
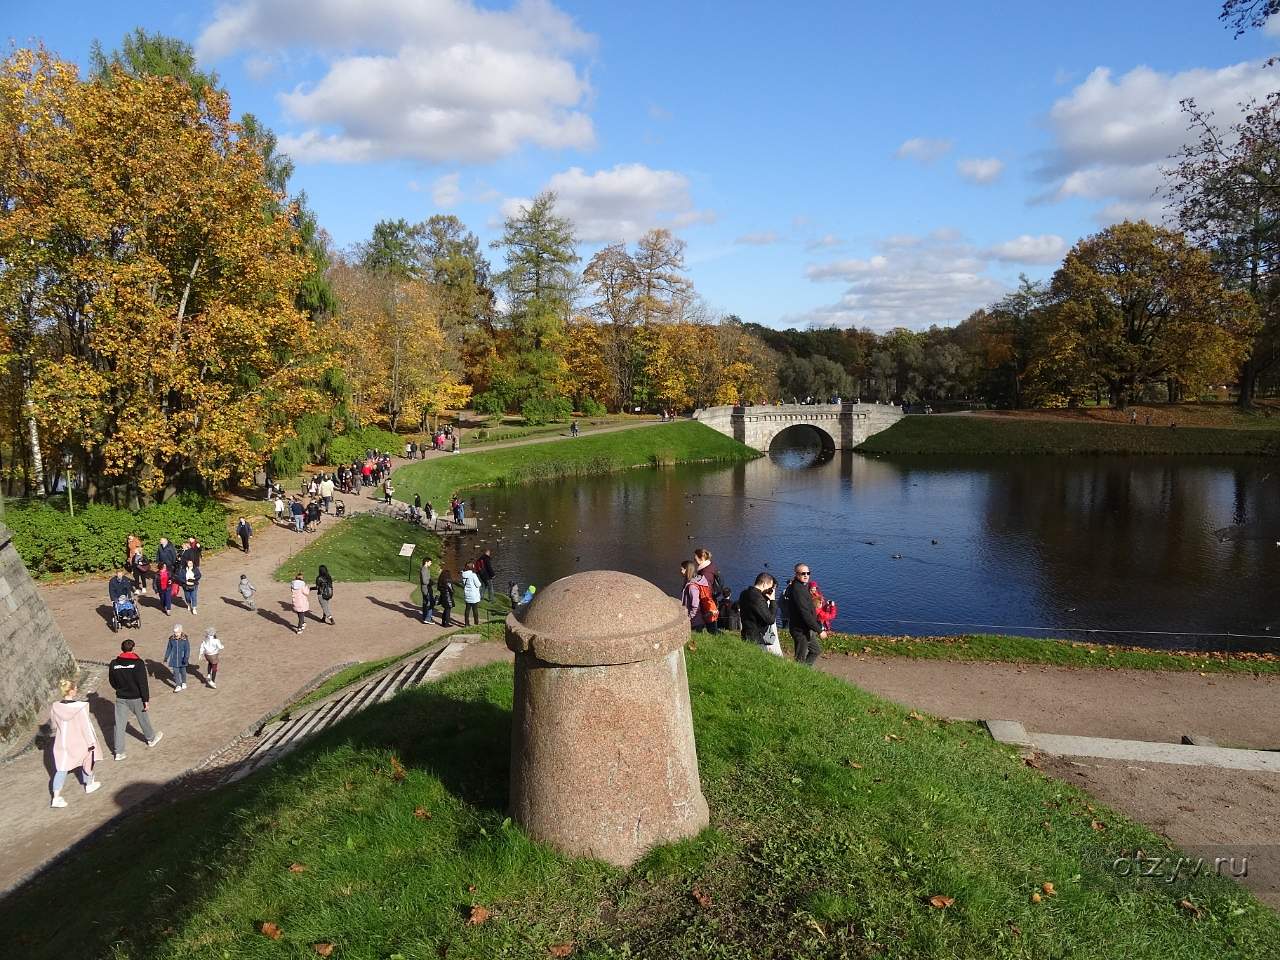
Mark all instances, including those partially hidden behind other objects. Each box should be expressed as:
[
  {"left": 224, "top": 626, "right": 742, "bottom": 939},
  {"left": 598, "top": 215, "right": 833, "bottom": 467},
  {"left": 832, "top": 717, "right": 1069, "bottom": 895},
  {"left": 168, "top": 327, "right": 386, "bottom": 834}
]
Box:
[{"left": 227, "top": 639, "right": 473, "bottom": 783}]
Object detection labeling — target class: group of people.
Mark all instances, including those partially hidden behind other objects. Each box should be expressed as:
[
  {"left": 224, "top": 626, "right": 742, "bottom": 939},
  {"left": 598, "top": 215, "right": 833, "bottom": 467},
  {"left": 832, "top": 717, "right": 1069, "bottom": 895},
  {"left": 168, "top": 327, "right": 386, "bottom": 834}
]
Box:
[
  {"left": 678, "top": 547, "right": 836, "bottom": 666},
  {"left": 119, "top": 533, "right": 206, "bottom": 618},
  {"left": 417, "top": 549, "right": 496, "bottom": 627}
]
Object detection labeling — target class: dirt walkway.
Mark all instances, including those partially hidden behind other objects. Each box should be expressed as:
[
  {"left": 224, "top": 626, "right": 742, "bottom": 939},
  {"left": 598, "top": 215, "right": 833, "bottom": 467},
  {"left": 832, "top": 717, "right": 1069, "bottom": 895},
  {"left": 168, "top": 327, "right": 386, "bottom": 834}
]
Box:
[{"left": 819, "top": 652, "right": 1280, "bottom": 906}]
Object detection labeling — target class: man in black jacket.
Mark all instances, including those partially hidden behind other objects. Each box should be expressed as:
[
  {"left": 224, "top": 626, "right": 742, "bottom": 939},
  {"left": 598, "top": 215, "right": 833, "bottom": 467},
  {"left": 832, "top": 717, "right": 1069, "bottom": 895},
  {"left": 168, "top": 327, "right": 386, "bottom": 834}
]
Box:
[
  {"left": 155, "top": 537, "right": 178, "bottom": 575},
  {"left": 738, "top": 573, "right": 777, "bottom": 646},
  {"left": 783, "top": 563, "right": 826, "bottom": 666},
  {"left": 108, "top": 638, "right": 163, "bottom": 760},
  {"left": 477, "top": 549, "right": 496, "bottom": 601},
  {"left": 108, "top": 568, "right": 133, "bottom": 604}
]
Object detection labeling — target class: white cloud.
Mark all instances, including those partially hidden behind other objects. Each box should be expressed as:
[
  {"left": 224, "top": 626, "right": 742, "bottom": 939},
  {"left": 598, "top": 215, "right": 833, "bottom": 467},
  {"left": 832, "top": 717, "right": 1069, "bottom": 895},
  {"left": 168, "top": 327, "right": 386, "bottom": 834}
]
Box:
[
  {"left": 984, "top": 234, "right": 1066, "bottom": 265},
  {"left": 957, "top": 156, "right": 1004, "bottom": 184},
  {"left": 431, "top": 173, "right": 463, "bottom": 208},
  {"left": 806, "top": 233, "right": 842, "bottom": 250},
  {"left": 1266, "top": 13, "right": 1280, "bottom": 36},
  {"left": 735, "top": 231, "right": 780, "bottom": 245},
  {"left": 1038, "top": 60, "right": 1275, "bottom": 223},
  {"left": 200, "top": 0, "right": 596, "bottom": 164},
  {"left": 799, "top": 230, "right": 1028, "bottom": 331},
  {"left": 501, "top": 164, "right": 713, "bottom": 243},
  {"left": 895, "top": 137, "right": 953, "bottom": 163}
]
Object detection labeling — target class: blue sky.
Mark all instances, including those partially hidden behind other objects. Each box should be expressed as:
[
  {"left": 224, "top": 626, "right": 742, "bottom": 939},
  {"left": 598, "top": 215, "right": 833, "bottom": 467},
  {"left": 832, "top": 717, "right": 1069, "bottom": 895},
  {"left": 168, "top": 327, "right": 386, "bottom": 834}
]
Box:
[{"left": 6, "top": 0, "right": 1278, "bottom": 330}]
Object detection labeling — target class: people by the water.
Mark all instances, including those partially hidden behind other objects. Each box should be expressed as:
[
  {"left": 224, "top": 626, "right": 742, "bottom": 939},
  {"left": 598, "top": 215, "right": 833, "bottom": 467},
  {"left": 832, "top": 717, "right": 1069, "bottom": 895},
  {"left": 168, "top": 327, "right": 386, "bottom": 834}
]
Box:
[
  {"left": 461, "top": 561, "right": 483, "bottom": 626},
  {"left": 782, "top": 562, "right": 827, "bottom": 666}
]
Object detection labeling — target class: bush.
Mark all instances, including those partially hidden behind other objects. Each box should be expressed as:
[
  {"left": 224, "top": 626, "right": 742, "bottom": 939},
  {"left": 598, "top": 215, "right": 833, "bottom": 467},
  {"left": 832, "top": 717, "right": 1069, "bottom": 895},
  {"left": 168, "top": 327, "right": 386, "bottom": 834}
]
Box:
[
  {"left": 7, "top": 493, "right": 229, "bottom": 577},
  {"left": 324, "top": 426, "right": 403, "bottom": 465},
  {"left": 580, "top": 397, "right": 606, "bottom": 417},
  {"left": 521, "top": 395, "right": 573, "bottom": 426},
  {"left": 471, "top": 392, "right": 506, "bottom": 416}
]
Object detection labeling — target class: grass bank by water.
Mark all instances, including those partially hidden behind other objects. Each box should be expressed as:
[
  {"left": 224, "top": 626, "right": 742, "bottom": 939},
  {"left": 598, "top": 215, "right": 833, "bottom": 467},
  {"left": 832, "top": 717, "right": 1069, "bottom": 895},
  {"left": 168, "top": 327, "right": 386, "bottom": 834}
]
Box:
[
  {"left": 820, "top": 631, "right": 1280, "bottom": 675},
  {"left": 2, "top": 634, "right": 1274, "bottom": 959},
  {"left": 858, "top": 415, "right": 1280, "bottom": 456},
  {"left": 271, "top": 513, "right": 441, "bottom": 583},
  {"left": 393, "top": 420, "right": 759, "bottom": 507}
]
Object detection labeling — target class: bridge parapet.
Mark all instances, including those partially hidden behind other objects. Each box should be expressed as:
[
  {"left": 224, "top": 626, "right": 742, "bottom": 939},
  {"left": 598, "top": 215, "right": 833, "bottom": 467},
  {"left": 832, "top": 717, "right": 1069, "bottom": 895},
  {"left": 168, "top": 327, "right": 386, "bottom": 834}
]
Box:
[{"left": 693, "top": 402, "right": 902, "bottom": 451}]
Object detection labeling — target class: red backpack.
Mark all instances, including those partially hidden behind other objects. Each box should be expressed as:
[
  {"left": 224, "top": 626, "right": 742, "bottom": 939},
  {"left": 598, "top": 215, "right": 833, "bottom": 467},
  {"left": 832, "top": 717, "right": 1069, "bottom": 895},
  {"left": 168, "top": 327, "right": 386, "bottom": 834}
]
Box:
[{"left": 696, "top": 581, "right": 719, "bottom": 623}]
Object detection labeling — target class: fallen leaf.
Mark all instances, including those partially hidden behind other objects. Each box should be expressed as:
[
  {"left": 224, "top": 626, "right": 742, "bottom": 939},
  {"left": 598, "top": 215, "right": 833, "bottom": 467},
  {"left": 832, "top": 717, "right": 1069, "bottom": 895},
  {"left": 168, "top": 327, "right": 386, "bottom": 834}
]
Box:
[
  {"left": 467, "top": 884, "right": 477, "bottom": 893},
  {"left": 1041, "top": 882, "right": 1056, "bottom": 896},
  {"left": 259, "top": 922, "right": 283, "bottom": 940},
  {"left": 1023, "top": 755, "right": 1043, "bottom": 770},
  {"left": 1030, "top": 892, "right": 1042, "bottom": 904},
  {"left": 1090, "top": 820, "right": 1106, "bottom": 831},
  {"left": 313, "top": 943, "right": 335, "bottom": 957},
  {"left": 1007, "top": 921, "right": 1022, "bottom": 936},
  {"left": 414, "top": 807, "right": 432, "bottom": 820},
  {"left": 687, "top": 641, "right": 697, "bottom": 652},
  {"left": 847, "top": 761, "right": 863, "bottom": 769},
  {"left": 467, "top": 905, "right": 491, "bottom": 926},
  {"left": 691, "top": 886, "right": 712, "bottom": 909},
  {"left": 1179, "top": 899, "right": 1202, "bottom": 918},
  {"left": 288, "top": 863, "right": 307, "bottom": 873},
  {"left": 390, "top": 756, "right": 406, "bottom": 782},
  {"left": 884, "top": 733, "right": 901, "bottom": 742},
  {"left": 549, "top": 944, "right": 575, "bottom": 958},
  {"left": 928, "top": 895, "right": 955, "bottom": 909},
  {"left": 907, "top": 711, "right": 926, "bottom": 722}
]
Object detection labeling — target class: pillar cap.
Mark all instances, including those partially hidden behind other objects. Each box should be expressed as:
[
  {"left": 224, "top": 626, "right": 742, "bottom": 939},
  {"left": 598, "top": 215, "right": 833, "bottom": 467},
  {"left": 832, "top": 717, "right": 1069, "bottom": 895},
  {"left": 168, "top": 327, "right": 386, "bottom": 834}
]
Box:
[{"left": 506, "top": 570, "right": 689, "bottom": 666}]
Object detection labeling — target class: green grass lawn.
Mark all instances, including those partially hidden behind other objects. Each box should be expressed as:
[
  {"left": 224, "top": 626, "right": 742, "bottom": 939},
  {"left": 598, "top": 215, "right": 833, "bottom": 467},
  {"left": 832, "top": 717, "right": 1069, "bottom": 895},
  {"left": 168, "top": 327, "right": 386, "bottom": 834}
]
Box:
[
  {"left": 859, "top": 415, "right": 1280, "bottom": 456},
  {"left": 272, "top": 513, "right": 442, "bottom": 583},
  {"left": 3, "top": 635, "right": 1274, "bottom": 959},
  {"left": 464, "top": 414, "right": 646, "bottom": 446},
  {"left": 821, "top": 631, "right": 1280, "bottom": 675},
  {"left": 393, "top": 420, "right": 759, "bottom": 508}
]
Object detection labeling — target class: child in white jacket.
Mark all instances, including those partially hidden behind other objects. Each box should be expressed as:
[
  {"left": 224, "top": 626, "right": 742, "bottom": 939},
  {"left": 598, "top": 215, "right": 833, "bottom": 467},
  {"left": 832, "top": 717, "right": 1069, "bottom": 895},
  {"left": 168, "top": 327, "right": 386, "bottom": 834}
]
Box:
[{"left": 199, "top": 627, "right": 225, "bottom": 689}]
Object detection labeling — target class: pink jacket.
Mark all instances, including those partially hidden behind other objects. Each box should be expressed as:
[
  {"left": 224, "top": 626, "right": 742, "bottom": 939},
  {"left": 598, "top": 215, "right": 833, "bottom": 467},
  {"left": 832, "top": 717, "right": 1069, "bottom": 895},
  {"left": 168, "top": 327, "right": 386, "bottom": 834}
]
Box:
[
  {"left": 49, "top": 700, "right": 97, "bottom": 774},
  {"left": 291, "top": 579, "right": 310, "bottom": 613}
]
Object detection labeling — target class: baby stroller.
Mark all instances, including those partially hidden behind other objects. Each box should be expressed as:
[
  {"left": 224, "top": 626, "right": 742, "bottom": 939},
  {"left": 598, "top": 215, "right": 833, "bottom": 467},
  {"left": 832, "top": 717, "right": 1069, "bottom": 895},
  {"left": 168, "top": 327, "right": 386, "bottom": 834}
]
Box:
[
  {"left": 334, "top": 499, "right": 346, "bottom": 518},
  {"left": 111, "top": 594, "right": 141, "bottom": 632}
]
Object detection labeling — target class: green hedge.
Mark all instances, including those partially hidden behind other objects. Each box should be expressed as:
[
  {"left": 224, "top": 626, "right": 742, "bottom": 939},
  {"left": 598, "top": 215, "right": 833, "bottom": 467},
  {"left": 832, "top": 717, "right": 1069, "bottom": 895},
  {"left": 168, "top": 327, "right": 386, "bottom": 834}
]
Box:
[{"left": 6, "top": 494, "right": 229, "bottom": 577}]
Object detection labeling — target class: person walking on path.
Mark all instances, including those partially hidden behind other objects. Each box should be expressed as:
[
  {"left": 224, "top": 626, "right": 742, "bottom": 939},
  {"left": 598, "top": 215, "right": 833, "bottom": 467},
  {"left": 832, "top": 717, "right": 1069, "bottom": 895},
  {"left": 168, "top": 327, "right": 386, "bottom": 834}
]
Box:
[
  {"left": 291, "top": 498, "right": 305, "bottom": 533},
  {"left": 290, "top": 572, "right": 310, "bottom": 633},
  {"left": 127, "top": 536, "right": 148, "bottom": 594},
  {"left": 180, "top": 559, "right": 200, "bottom": 615},
  {"left": 419, "top": 557, "right": 435, "bottom": 624},
  {"left": 319, "top": 474, "right": 335, "bottom": 512},
  {"left": 155, "top": 537, "right": 177, "bottom": 577},
  {"left": 273, "top": 494, "right": 286, "bottom": 524},
  {"left": 680, "top": 560, "right": 709, "bottom": 632},
  {"left": 165, "top": 624, "right": 191, "bottom": 691},
  {"left": 108, "top": 638, "right": 162, "bottom": 760},
  {"left": 461, "top": 562, "right": 483, "bottom": 626},
  {"left": 236, "top": 516, "right": 252, "bottom": 554},
  {"left": 783, "top": 563, "right": 826, "bottom": 666},
  {"left": 437, "top": 566, "right": 458, "bottom": 627},
  {"left": 739, "top": 573, "right": 779, "bottom": 651},
  {"left": 182, "top": 537, "right": 203, "bottom": 570},
  {"left": 157, "top": 563, "right": 174, "bottom": 616},
  {"left": 199, "top": 627, "right": 223, "bottom": 689},
  {"left": 382, "top": 477, "right": 395, "bottom": 505},
  {"left": 477, "top": 549, "right": 496, "bottom": 602},
  {"left": 238, "top": 574, "right": 257, "bottom": 611},
  {"left": 48, "top": 678, "right": 101, "bottom": 808},
  {"left": 315, "top": 564, "right": 336, "bottom": 625}
]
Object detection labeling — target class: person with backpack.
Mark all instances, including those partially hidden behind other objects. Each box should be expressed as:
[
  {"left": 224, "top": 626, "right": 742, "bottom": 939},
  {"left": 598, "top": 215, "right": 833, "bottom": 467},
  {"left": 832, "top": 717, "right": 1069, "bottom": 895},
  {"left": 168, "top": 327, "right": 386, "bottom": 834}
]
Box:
[
  {"left": 315, "top": 564, "right": 336, "bottom": 625},
  {"left": 692, "top": 548, "right": 725, "bottom": 635},
  {"left": 680, "top": 560, "right": 714, "bottom": 632},
  {"left": 783, "top": 562, "right": 826, "bottom": 666}
]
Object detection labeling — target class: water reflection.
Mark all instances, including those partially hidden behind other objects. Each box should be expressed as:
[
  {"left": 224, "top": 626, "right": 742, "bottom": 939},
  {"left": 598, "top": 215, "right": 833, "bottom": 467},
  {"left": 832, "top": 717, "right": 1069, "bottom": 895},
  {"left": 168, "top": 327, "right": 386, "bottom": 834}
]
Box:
[{"left": 448, "top": 451, "right": 1280, "bottom": 653}]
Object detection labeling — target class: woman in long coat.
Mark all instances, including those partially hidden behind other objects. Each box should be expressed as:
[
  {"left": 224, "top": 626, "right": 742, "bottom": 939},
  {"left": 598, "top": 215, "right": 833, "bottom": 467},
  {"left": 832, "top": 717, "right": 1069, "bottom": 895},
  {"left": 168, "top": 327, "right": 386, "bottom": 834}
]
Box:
[{"left": 49, "top": 678, "right": 101, "bottom": 808}]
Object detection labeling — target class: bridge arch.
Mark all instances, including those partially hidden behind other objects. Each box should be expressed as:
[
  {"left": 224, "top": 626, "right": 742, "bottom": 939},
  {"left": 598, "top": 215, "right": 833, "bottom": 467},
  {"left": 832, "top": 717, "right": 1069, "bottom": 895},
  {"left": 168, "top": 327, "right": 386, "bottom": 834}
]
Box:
[
  {"left": 692, "top": 402, "right": 904, "bottom": 452},
  {"left": 765, "top": 422, "right": 836, "bottom": 461}
]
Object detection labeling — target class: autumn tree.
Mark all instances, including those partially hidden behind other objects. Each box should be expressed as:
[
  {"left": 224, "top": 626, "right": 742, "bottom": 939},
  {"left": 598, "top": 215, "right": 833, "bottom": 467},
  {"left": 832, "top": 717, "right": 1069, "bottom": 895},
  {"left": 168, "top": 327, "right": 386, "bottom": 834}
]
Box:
[
  {"left": 1167, "top": 92, "right": 1280, "bottom": 405},
  {"left": 0, "top": 48, "right": 316, "bottom": 501},
  {"left": 1047, "top": 222, "right": 1257, "bottom": 407}
]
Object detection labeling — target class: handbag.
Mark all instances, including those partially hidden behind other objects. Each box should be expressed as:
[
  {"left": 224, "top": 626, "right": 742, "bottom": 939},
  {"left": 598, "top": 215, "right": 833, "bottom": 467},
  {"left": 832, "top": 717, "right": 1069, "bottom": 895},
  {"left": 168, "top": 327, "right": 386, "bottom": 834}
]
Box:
[{"left": 763, "top": 622, "right": 784, "bottom": 657}]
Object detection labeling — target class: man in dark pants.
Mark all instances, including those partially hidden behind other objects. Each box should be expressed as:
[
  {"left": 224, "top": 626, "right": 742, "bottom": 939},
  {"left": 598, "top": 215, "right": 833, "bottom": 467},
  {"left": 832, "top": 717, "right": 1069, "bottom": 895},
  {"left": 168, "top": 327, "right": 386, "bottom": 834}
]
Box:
[
  {"left": 477, "top": 549, "right": 496, "bottom": 602},
  {"left": 108, "top": 637, "right": 163, "bottom": 760},
  {"left": 236, "top": 516, "right": 252, "bottom": 554},
  {"left": 738, "top": 573, "right": 776, "bottom": 647},
  {"left": 783, "top": 563, "right": 826, "bottom": 666}
]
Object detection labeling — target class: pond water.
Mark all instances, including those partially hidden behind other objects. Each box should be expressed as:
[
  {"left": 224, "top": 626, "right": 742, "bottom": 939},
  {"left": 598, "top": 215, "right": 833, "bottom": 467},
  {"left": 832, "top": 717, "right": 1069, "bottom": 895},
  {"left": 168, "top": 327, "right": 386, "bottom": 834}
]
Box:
[{"left": 445, "top": 429, "right": 1280, "bottom": 653}]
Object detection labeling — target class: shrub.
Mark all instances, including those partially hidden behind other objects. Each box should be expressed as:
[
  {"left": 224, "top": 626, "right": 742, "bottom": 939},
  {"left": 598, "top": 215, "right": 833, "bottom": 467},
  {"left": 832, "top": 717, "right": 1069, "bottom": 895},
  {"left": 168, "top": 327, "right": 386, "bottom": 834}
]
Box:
[
  {"left": 580, "top": 397, "right": 606, "bottom": 417},
  {"left": 8, "top": 493, "right": 228, "bottom": 577},
  {"left": 471, "top": 392, "right": 506, "bottom": 416},
  {"left": 324, "top": 426, "right": 403, "bottom": 465},
  {"left": 521, "top": 395, "right": 573, "bottom": 426}
]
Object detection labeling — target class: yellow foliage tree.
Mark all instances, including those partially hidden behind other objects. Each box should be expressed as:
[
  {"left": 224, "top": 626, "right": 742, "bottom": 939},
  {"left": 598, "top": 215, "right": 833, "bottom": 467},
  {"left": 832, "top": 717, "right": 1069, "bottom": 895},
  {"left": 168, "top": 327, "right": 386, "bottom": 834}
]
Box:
[{"left": 0, "top": 48, "right": 314, "bottom": 497}]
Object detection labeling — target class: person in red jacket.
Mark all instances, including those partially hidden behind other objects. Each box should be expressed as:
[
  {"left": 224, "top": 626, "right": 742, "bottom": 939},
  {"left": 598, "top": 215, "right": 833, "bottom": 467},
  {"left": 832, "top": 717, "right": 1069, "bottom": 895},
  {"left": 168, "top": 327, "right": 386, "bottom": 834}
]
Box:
[{"left": 107, "top": 638, "right": 163, "bottom": 760}]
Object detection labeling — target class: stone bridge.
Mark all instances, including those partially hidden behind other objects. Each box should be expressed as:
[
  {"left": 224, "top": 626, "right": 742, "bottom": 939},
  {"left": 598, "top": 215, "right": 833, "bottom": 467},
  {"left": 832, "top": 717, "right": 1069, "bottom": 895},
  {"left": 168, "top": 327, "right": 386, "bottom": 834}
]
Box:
[{"left": 693, "top": 402, "right": 904, "bottom": 452}]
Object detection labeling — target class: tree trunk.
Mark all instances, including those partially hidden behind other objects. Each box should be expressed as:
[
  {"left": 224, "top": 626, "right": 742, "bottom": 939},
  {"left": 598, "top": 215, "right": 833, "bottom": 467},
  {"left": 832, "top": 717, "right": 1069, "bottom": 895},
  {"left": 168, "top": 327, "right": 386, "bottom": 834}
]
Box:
[
  {"left": 25, "top": 403, "right": 45, "bottom": 495},
  {"left": 1237, "top": 357, "right": 1258, "bottom": 409}
]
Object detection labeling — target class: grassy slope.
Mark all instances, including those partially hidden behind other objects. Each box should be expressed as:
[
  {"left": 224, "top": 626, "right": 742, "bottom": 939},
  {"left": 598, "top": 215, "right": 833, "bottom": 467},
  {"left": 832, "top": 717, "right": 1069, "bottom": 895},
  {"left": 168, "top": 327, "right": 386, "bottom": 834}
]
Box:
[
  {"left": 821, "top": 631, "right": 1280, "bottom": 675},
  {"left": 272, "top": 513, "right": 441, "bottom": 582},
  {"left": 392, "top": 420, "right": 759, "bottom": 508},
  {"left": 3, "top": 636, "right": 1274, "bottom": 959},
  {"left": 858, "top": 415, "right": 1280, "bottom": 456}
]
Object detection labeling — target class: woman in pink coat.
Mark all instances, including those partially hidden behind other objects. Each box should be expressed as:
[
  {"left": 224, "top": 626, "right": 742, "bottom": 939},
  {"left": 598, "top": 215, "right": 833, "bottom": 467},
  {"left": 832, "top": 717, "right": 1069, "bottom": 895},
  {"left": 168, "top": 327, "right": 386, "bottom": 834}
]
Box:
[
  {"left": 290, "top": 571, "right": 310, "bottom": 634},
  {"left": 49, "top": 678, "right": 101, "bottom": 808}
]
